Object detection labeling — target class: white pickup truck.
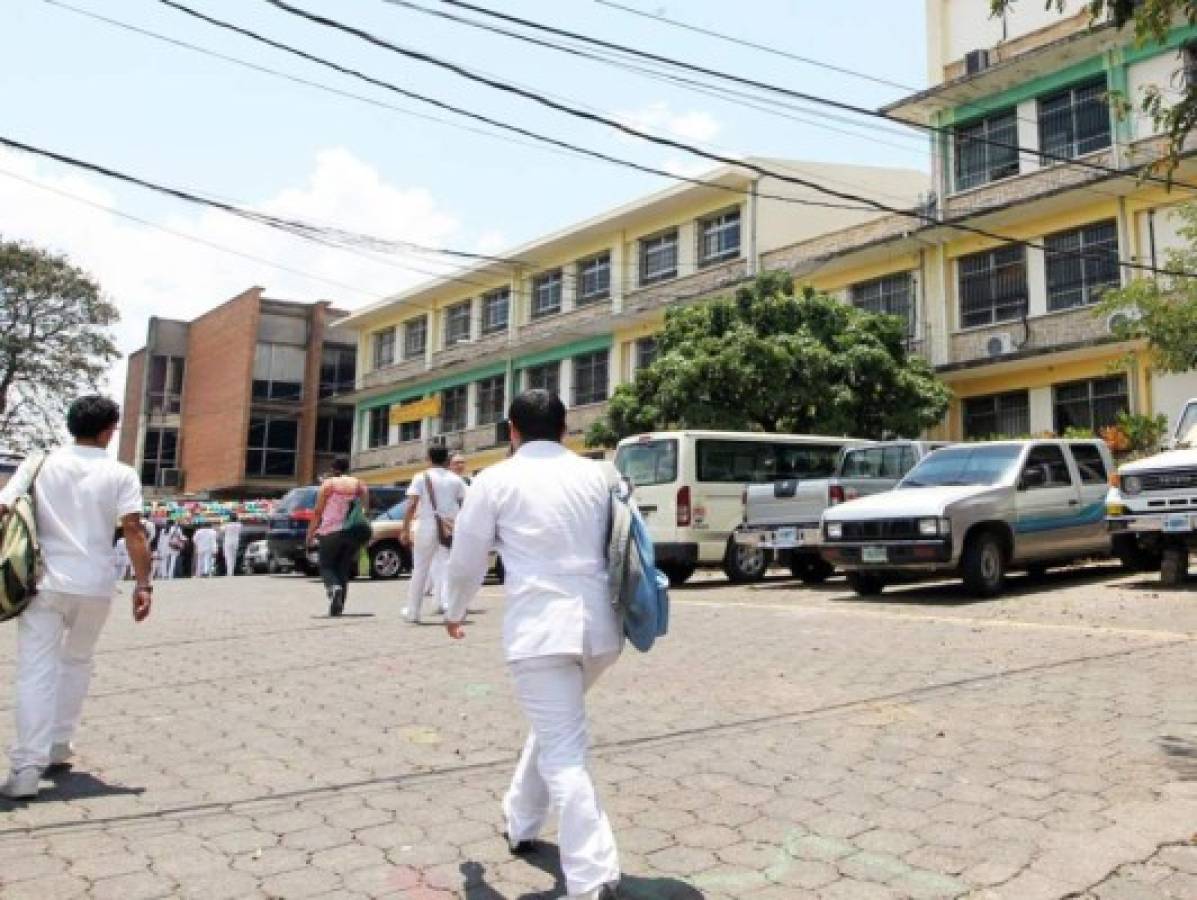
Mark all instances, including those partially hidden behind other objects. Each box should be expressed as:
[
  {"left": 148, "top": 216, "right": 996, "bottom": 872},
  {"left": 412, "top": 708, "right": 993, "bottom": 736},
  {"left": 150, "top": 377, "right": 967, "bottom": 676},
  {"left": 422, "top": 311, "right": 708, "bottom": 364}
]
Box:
[
  {"left": 1107, "top": 398, "right": 1197, "bottom": 585},
  {"left": 735, "top": 441, "right": 947, "bottom": 583}
]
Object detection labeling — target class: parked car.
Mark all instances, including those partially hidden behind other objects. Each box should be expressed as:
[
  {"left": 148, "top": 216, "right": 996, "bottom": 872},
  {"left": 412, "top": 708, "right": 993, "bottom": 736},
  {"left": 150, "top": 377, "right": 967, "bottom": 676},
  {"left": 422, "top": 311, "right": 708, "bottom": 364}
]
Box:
[
  {"left": 614, "top": 430, "right": 869, "bottom": 586},
  {"left": 269, "top": 484, "right": 405, "bottom": 575},
  {"left": 736, "top": 440, "right": 949, "bottom": 583},
  {"left": 819, "top": 440, "right": 1115, "bottom": 598},
  {"left": 364, "top": 500, "right": 413, "bottom": 579},
  {"left": 242, "top": 539, "right": 276, "bottom": 574},
  {"left": 1107, "top": 397, "right": 1197, "bottom": 585}
]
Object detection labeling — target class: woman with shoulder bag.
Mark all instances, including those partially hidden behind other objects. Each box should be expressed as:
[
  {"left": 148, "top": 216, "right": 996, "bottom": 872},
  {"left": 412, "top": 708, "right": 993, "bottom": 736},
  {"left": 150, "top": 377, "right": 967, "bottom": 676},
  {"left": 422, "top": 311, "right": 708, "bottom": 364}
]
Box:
[
  {"left": 307, "top": 458, "right": 371, "bottom": 617},
  {"left": 400, "top": 445, "right": 466, "bottom": 624}
]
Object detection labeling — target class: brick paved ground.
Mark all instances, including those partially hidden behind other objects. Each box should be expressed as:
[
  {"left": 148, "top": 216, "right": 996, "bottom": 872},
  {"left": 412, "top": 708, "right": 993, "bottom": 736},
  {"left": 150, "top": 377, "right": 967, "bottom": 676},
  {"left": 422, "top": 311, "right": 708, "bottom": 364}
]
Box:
[{"left": 1, "top": 564, "right": 1196, "bottom": 899}]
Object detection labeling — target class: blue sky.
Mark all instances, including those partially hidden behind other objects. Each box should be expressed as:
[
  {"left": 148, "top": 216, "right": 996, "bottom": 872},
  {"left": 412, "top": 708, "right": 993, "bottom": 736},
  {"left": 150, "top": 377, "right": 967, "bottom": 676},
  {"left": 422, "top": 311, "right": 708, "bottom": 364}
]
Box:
[{"left": 0, "top": 0, "right": 929, "bottom": 388}]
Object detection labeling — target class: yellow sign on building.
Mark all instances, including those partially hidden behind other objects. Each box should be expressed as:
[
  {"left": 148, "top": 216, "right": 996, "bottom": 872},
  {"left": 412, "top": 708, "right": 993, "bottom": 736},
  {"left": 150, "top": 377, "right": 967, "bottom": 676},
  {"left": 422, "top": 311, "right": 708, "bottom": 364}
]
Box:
[{"left": 390, "top": 395, "right": 440, "bottom": 425}]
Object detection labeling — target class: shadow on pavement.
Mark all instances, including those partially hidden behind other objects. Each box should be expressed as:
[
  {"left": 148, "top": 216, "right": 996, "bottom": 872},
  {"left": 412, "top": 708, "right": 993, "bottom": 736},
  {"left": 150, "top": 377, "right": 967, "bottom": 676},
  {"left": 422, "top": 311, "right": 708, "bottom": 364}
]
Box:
[
  {"left": 1159, "top": 735, "right": 1197, "bottom": 781},
  {"left": 461, "top": 847, "right": 706, "bottom": 898},
  {"left": 0, "top": 768, "right": 147, "bottom": 806}
]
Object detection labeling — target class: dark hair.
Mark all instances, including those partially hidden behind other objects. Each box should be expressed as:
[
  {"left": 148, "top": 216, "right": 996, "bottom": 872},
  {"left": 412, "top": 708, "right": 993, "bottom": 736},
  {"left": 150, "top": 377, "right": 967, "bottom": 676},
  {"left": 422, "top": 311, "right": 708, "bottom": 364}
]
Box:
[
  {"left": 508, "top": 389, "right": 566, "bottom": 443},
  {"left": 330, "top": 457, "right": 350, "bottom": 474},
  {"left": 428, "top": 445, "right": 450, "bottom": 466},
  {"left": 67, "top": 395, "right": 120, "bottom": 440}
]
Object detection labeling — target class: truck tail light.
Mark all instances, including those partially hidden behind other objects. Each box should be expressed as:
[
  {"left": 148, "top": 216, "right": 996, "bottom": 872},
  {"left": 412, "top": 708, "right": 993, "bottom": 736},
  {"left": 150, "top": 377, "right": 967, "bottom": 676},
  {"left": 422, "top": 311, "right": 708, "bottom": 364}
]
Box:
[
  {"left": 677, "top": 485, "right": 692, "bottom": 527},
  {"left": 291, "top": 509, "right": 315, "bottom": 523},
  {"left": 828, "top": 485, "right": 845, "bottom": 506}
]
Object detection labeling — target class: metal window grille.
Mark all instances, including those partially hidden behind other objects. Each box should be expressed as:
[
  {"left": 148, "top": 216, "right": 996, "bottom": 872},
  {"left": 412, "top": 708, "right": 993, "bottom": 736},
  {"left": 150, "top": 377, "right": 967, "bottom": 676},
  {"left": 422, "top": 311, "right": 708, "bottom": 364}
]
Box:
[
  {"left": 954, "top": 109, "right": 1019, "bottom": 190},
  {"left": 475, "top": 375, "right": 506, "bottom": 426},
  {"left": 481, "top": 288, "right": 510, "bottom": 335},
  {"left": 639, "top": 231, "right": 678, "bottom": 285},
  {"left": 572, "top": 350, "right": 610, "bottom": 405},
  {"left": 524, "top": 362, "right": 560, "bottom": 395},
  {"left": 1044, "top": 220, "right": 1120, "bottom": 311},
  {"left": 404, "top": 317, "right": 427, "bottom": 359},
  {"left": 577, "top": 253, "right": 612, "bottom": 304},
  {"left": 531, "top": 270, "right": 563, "bottom": 319},
  {"left": 850, "top": 273, "right": 915, "bottom": 335},
  {"left": 445, "top": 303, "right": 472, "bottom": 347},
  {"left": 440, "top": 386, "right": 468, "bottom": 433},
  {"left": 1038, "top": 77, "right": 1111, "bottom": 163},
  {"left": 1052, "top": 375, "right": 1128, "bottom": 433},
  {"left": 699, "top": 210, "right": 741, "bottom": 265},
  {"left": 962, "top": 391, "right": 1030, "bottom": 439},
  {"left": 958, "top": 245, "right": 1028, "bottom": 328}
]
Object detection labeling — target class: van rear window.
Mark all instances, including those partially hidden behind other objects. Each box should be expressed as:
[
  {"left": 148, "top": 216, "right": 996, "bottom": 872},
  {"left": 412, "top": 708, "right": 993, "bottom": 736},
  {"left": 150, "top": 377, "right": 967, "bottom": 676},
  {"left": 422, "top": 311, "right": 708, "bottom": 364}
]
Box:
[
  {"left": 615, "top": 440, "right": 678, "bottom": 487},
  {"left": 696, "top": 440, "right": 841, "bottom": 483}
]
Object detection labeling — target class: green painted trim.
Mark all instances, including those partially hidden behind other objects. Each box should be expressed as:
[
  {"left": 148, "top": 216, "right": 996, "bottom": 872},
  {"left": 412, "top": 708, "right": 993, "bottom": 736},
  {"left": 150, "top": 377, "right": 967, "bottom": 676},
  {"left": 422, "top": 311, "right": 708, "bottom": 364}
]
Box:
[
  {"left": 1106, "top": 47, "right": 1133, "bottom": 147},
  {"left": 512, "top": 334, "right": 611, "bottom": 370},
  {"left": 357, "top": 361, "right": 508, "bottom": 411},
  {"left": 1122, "top": 22, "right": 1197, "bottom": 64}
]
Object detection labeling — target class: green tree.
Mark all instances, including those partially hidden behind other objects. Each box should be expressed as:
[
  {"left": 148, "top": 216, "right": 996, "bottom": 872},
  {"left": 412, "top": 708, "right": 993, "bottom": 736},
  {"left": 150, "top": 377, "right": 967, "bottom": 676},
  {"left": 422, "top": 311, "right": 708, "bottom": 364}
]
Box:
[
  {"left": 586, "top": 271, "right": 952, "bottom": 446},
  {"left": 991, "top": 1, "right": 1197, "bottom": 175},
  {"left": 0, "top": 239, "right": 119, "bottom": 452}
]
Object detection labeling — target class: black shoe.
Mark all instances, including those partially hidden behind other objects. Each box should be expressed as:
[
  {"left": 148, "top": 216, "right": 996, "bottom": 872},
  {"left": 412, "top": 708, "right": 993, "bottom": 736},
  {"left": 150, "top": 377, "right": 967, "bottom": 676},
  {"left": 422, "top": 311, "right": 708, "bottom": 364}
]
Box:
[
  {"left": 503, "top": 831, "right": 536, "bottom": 856},
  {"left": 328, "top": 587, "right": 344, "bottom": 617}
]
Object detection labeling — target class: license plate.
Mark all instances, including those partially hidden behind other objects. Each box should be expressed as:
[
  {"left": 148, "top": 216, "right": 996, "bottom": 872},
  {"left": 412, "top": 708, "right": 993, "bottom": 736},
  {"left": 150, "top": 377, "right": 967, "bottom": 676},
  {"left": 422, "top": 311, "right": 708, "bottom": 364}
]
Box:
[
  {"left": 800, "top": 528, "right": 821, "bottom": 546},
  {"left": 1164, "top": 514, "right": 1193, "bottom": 533},
  {"left": 861, "top": 546, "right": 888, "bottom": 563},
  {"left": 774, "top": 526, "right": 800, "bottom": 548}
]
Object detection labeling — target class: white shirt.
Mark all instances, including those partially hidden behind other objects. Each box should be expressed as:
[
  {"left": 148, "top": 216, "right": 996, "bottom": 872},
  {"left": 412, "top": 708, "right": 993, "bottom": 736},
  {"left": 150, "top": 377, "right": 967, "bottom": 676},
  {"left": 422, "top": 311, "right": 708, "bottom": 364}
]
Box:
[
  {"left": 156, "top": 527, "right": 172, "bottom": 553},
  {"left": 222, "top": 521, "right": 243, "bottom": 547},
  {"left": 193, "top": 528, "right": 217, "bottom": 553},
  {"left": 444, "top": 441, "right": 621, "bottom": 661},
  {"left": 408, "top": 467, "right": 467, "bottom": 524},
  {"left": 114, "top": 538, "right": 128, "bottom": 560},
  {"left": 0, "top": 446, "right": 142, "bottom": 597}
]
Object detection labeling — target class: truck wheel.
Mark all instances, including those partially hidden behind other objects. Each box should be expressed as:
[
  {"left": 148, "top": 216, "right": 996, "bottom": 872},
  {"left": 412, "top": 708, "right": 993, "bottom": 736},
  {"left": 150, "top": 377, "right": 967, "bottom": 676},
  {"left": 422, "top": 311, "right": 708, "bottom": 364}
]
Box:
[
  {"left": 1113, "top": 534, "right": 1162, "bottom": 573},
  {"left": 847, "top": 572, "right": 885, "bottom": 596},
  {"left": 797, "top": 558, "right": 835, "bottom": 585},
  {"left": 1161, "top": 545, "right": 1189, "bottom": 587},
  {"left": 962, "top": 531, "right": 1005, "bottom": 598},
  {"left": 660, "top": 564, "right": 696, "bottom": 587},
  {"left": 724, "top": 540, "right": 769, "bottom": 583}
]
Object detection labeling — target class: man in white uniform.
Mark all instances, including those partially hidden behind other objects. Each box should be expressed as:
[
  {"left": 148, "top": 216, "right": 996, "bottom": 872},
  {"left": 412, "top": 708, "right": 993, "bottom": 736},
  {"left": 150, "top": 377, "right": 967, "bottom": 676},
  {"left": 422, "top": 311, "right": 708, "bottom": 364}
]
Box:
[
  {"left": 0, "top": 395, "right": 153, "bottom": 799},
  {"left": 221, "top": 516, "right": 243, "bottom": 577},
  {"left": 400, "top": 445, "right": 466, "bottom": 623},
  {"left": 112, "top": 536, "right": 130, "bottom": 581},
  {"left": 444, "top": 390, "right": 621, "bottom": 900},
  {"left": 159, "top": 523, "right": 183, "bottom": 579},
  {"left": 193, "top": 525, "right": 217, "bottom": 577}
]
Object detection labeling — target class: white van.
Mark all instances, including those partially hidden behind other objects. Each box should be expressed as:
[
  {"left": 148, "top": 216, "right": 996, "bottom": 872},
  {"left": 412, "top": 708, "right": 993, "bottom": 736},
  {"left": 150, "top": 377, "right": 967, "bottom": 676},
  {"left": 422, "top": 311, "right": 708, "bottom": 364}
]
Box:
[{"left": 614, "top": 430, "right": 868, "bottom": 585}]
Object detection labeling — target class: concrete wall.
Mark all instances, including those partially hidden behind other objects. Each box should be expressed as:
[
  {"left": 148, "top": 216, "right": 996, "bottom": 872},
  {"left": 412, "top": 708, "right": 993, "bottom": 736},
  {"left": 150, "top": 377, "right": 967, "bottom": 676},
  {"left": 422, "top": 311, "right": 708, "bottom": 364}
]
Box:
[{"left": 119, "top": 349, "right": 146, "bottom": 468}]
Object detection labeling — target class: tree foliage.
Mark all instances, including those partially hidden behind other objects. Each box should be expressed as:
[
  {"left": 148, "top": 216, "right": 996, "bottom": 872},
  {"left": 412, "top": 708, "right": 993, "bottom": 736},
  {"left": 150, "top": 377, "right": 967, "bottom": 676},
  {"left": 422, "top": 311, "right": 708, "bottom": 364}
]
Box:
[
  {"left": 992, "top": 1, "right": 1197, "bottom": 176},
  {"left": 586, "top": 272, "right": 952, "bottom": 447},
  {"left": 0, "top": 239, "right": 119, "bottom": 452}
]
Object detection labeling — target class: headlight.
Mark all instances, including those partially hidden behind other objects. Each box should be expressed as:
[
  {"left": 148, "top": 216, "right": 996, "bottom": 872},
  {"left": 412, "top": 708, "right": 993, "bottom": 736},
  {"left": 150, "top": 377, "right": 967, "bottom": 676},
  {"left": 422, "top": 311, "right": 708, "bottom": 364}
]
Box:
[
  {"left": 918, "top": 517, "right": 940, "bottom": 537},
  {"left": 826, "top": 522, "right": 843, "bottom": 540},
  {"left": 1122, "top": 475, "right": 1142, "bottom": 495}
]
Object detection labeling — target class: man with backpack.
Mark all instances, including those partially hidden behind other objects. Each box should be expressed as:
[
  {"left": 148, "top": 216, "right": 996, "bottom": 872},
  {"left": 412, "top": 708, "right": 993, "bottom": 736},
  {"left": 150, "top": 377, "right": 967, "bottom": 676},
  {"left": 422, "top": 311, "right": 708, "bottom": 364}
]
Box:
[
  {"left": 0, "top": 395, "right": 152, "bottom": 800},
  {"left": 442, "top": 390, "right": 622, "bottom": 900}
]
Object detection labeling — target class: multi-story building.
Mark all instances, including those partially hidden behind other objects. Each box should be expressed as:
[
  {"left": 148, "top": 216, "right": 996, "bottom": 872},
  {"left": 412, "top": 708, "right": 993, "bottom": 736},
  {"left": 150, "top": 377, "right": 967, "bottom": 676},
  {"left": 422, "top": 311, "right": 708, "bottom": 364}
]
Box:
[
  {"left": 763, "top": 0, "right": 1197, "bottom": 440},
  {"left": 119, "top": 287, "right": 356, "bottom": 498},
  {"left": 340, "top": 160, "right": 929, "bottom": 483}
]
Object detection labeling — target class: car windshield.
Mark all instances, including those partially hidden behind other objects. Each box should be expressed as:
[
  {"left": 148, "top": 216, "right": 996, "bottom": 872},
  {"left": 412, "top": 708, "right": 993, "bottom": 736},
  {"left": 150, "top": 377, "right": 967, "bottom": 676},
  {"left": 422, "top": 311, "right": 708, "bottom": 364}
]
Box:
[
  {"left": 278, "top": 487, "right": 318, "bottom": 513},
  {"left": 380, "top": 501, "right": 408, "bottom": 521},
  {"left": 1176, "top": 403, "right": 1197, "bottom": 447},
  {"left": 615, "top": 439, "right": 678, "bottom": 487},
  {"left": 900, "top": 445, "right": 1022, "bottom": 488}
]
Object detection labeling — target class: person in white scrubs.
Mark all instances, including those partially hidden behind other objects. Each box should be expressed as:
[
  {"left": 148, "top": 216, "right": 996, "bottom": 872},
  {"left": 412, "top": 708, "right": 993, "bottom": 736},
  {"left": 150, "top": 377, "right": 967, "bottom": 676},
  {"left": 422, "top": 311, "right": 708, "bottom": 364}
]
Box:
[
  {"left": 400, "top": 445, "right": 466, "bottom": 623},
  {"left": 443, "top": 390, "right": 621, "bottom": 900},
  {"left": 161, "top": 523, "right": 184, "bottom": 579},
  {"left": 193, "top": 526, "right": 217, "bottom": 577},
  {"left": 221, "top": 516, "right": 243, "bottom": 577},
  {"left": 112, "top": 537, "right": 130, "bottom": 581}
]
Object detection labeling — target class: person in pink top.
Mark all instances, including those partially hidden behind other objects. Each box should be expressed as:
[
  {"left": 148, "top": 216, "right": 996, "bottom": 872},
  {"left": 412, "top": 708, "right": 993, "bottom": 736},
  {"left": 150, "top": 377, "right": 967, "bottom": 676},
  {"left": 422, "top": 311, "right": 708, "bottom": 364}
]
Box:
[{"left": 306, "top": 458, "right": 371, "bottom": 617}]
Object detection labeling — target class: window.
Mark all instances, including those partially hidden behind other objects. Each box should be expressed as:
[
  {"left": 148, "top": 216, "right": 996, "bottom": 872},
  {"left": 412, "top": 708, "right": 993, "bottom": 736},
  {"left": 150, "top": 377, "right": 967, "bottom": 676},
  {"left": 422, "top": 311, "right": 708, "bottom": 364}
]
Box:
[
  {"left": 840, "top": 445, "right": 916, "bottom": 480},
  {"left": 614, "top": 439, "right": 678, "bottom": 487},
  {"left": 399, "top": 420, "right": 421, "bottom": 442},
  {"left": 441, "top": 385, "right": 468, "bottom": 433},
  {"left": 634, "top": 336, "right": 659, "bottom": 373},
  {"left": 1038, "top": 77, "right": 1111, "bottom": 162},
  {"left": 147, "top": 355, "right": 185, "bottom": 415},
  {"left": 695, "top": 441, "right": 841, "bottom": 483},
  {"left": 963, "top": 391, "right": 1031, "bottom": 439},
  {"left": 851, "top": 273, "right": 915, "bottom": 334},
  {"left": 639, "top": 230, "right": 679, "bottom": 285},
  {"left": 246, "top": 417, "right": 299, "bottom": 477},
  {"left": 958, "top": 245, "right": 1028, "bottom": 328},
  {"left": 699, "top": 209, "right": 741, "bottom": 265},
  {"left": 366, "top": 407, "right": 390, "bottom": 449},
  {"left": 252, "top": 343, "right": 306, "bottom": 401},
  {"left": 476, "top": 375, "right": 505, "bottom": 426},
  {"left": 140, "top": 427, "right": 178, "bottom": 486},
  {"left": 532, "top": 270, "right": 563, "bottom": 319},
  {"left": 524, "top": 361, "right": 560, "bottom": 395},
  {"left": 1053, "top": 375, "right": 1129, "bottom": 433},
  {"left": 444, "top": 302, "right": 472, "bottom": 347},
  {"left": 404, "top": 317, "right": 428, "bottom": 359},
  {"left": 314, "top": 409, "right": 353, "bottom": 454},
  {"left": 577, "top": 253, "right": 611, "bottom": 304},
  {"left": 1021, "top": 445, "right": 1072, "bottom": 489},
  {"left": 1069, "top": 443, "right": 1109, "bottom": 485},
  {"left": 373, "top": 328, "right": 396, "bottom": 369},
  {"left": 481, "top": 288, "right": 510, "bottom": 335},
  {"left": 319, "top": 346, "right": 356, "bottom": 399},
  {"left": 954, "top": 109, "right": 1019, "bottom": 190},
  {"left": 572, "top": 350, "right": 609, "bottom": 405},
  {"left": 1044, "top": 220, "right": 1120, "bottom": 311}
]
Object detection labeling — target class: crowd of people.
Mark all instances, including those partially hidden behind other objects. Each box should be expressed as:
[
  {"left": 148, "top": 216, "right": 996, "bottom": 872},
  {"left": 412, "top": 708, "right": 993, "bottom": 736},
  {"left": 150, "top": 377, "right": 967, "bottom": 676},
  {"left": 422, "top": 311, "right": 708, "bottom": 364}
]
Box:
[
  {"left": 0, "top": 390, "right": 625, "bottom": 900},
  {"left": 112, "top": 516, "right": 241, "bottom": 581}
]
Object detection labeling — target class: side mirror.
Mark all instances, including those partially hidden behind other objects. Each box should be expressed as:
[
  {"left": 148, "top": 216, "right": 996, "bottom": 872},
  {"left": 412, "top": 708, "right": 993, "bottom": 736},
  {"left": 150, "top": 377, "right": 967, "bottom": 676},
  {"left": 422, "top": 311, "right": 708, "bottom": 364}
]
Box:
[{"left": 1019, "top": 467, "right": 1046, "bottom": 490}]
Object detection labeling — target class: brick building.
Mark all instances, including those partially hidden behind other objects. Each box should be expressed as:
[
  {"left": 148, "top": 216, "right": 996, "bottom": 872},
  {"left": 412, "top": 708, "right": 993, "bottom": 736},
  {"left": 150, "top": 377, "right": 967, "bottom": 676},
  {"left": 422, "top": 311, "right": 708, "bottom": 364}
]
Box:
[{"left": 119, "top": 287, "right": 356, "bottom": 498}]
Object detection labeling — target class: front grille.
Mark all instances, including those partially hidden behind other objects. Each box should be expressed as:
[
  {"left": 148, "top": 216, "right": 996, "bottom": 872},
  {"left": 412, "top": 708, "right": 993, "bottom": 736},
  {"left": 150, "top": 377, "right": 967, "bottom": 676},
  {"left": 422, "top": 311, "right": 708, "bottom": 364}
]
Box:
[
  {"left": 1140, "top": 469, "right": 1197, "bottom": 492},
  {"left": 839, "top": 519, "right": 920, "bottom": 541}
]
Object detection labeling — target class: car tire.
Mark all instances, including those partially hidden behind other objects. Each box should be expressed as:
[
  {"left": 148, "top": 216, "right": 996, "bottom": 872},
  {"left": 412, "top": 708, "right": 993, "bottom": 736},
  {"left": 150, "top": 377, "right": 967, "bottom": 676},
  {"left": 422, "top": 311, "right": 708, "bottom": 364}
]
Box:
[
  {"left": 369, "top": 543, "right": 404, "bottom": 580},
  {"left": 847, "top": 571, "right": 885, "bottom": 596},
  {"left": 1161, "top": 545, "right": 1189, "bottom": 587},
  {"left": 962, "top": 531, "right": 1005, "bottom": 598},
  {"left": 1113, "top": 534, "right": 1162, "bottom": 573},
  {"left": 660, "top": 564, "right": 696, "bottom": 587},
  {"left": 724, "top": 539, "right": 769, "bottom": 583},
  {"left": 799, "top": 558, "right": 835, "bottom": 585}
]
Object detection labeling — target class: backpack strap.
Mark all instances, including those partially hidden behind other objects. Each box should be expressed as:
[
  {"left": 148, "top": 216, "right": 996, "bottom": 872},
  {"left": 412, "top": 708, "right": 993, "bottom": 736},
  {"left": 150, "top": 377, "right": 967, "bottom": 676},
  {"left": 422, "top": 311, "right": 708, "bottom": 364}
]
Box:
[{"left": 424, "top": 471, "right": 439, "bottom": 513}]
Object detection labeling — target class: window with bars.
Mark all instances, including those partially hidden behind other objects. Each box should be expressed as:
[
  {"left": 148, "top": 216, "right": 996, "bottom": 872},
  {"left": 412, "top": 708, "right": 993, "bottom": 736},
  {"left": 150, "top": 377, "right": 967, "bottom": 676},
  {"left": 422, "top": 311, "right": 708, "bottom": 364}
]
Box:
[
  {"left": 962, "top": 391, "right": 1031, "bottom": 439},
  {"left": 1038, "top": 77, "right": 1111, "bottom": 162},
  {"left": 440, "top": 385, "right": 468, "bottom": 433},
  {"left": 399, "top": 420, "right": 421, "bottom": 442},
  {"left": 444, "top": 302, "right": 472, "bottom": 347},
  {"left": 1053, "top": 375, "right": 1129, "bottom": 433},
  {"left": 481, "top": 288, "right": 510, "bottom": 335},
  {"left": 850, "top": 273, "right": 915, "bottom": 334},
  {"left": 699, "top": 209, "right": 741, "bottom": 265},
  {"left": 246, "top": 417, "right": 299, "bottom": 477},
  {"left": 639, "top": 230, "right": 678, "bottom": 285},
  {"left": 954, "top": 109, "right": 1019, "bottom": 190},
  {"left": 372, "top": 328, "right": 396, "bottom": 369},
  {"left": 532, "top": 270, "right": 563, "bottom": 319},
  {"left": 252, "top": 343, "right": 306, "bottom": 401},
  {"left": 366, "top": 407, "right": 390, "bottom": 449},
  {"left": 1044, "top": 220, "right": 1120, "bottom": 311},
  {"left": 573, "top": 350, "right": 610, "bottom": 406},
  {"left": 475, "top": 375, "right": 506, "bottom": 426},
  {"left": 140, "top": 427, "right": 178, "bottom": 486},
  {"left": 523, "top": 361, "right": 560, "bottom": 396},
  {"left": 404, "top": 317, "right": 427, "bottom": 359},
  {"left": 319, "top": 346, "right": 356, "bottom": 399},
  {"left": 577, "top": 253, "right": 611, "bottom": 304},
  {"left": 958, "top": 245, "right": 1028, "bottom": 328},
  {"left": 147, "top": 355, "right": 185, "bottom": 415}
]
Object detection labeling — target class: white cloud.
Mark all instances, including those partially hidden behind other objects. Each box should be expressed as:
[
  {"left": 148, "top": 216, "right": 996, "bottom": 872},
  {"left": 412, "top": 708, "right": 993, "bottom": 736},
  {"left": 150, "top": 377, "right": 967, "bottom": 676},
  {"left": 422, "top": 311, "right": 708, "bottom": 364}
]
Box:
[
  {"left": 661, "top": 155, "right": 718, "bottom": 179},
  {"left": 474, "top": 229, "right": 510, "bottom": 258},
  {"left": 615, "top": 101, "right": 723, "bottom": 144},
  {"left": 0, "top": 147, "right": 464, "bottom": 420}
]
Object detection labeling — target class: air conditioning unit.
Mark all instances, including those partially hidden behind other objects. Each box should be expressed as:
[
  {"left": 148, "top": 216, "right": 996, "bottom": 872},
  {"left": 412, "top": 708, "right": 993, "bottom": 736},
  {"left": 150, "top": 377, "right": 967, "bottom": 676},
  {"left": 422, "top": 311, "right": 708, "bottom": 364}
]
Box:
[
  {"left": 428, "top": 434, "right": 447, "bottom": 448},
  {"left": 964, "top": 49, "right": 991, "bottom": 75},
  {"left": 985, "top": 333, "right": 1015, "bottom": 357},
  {"left": 1106, "top": 309, "right": 1142, "bottom": 335},
  {"left": 158, "top": 468, "right": 182, "bottom": 489}
]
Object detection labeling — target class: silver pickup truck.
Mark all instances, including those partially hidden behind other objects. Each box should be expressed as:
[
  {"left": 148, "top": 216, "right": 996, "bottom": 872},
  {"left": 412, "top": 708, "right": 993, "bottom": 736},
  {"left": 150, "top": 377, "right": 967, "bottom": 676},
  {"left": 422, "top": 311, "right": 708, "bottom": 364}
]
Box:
[
  {"left": 735, "top": 441, "right": 946, "bottom": 583},
  {"left": 820, "top": 439, "right": 1115, "bottom": 598}
]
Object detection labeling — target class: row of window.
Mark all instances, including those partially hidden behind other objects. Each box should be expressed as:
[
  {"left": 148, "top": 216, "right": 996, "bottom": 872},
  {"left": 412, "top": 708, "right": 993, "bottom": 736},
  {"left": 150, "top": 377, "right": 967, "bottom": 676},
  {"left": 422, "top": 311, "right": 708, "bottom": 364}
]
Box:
[{"left": 962, "top": 374, "right": 1129, "bottom": 440}]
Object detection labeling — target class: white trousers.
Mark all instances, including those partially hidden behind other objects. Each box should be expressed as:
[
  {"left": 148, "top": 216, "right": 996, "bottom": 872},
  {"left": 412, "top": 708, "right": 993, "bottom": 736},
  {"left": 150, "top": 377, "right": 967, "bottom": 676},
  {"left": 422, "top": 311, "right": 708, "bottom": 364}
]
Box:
[
  {"left": 223, "top": 542, "right": 238, "bottom": 576},
  {"left": 404, "top": 524, "right": 447, "bottom": 622},
  {"left": 505, "top": 652, "right": 620, "bottom": 897},
  {"left": 159, "top": 551, "right": 179, "bottom": 579},
  {"left": 196, "top": 550, "right": 214, "bottom": 577},
  {"left": 11, "top": 591, "right": 112, "bottom": 771}
]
